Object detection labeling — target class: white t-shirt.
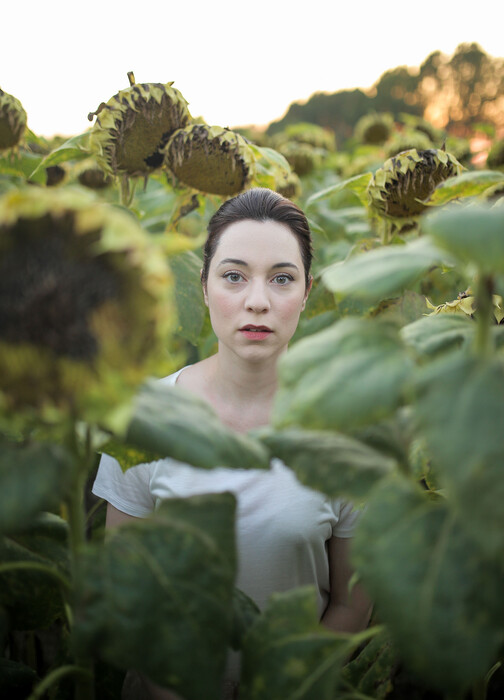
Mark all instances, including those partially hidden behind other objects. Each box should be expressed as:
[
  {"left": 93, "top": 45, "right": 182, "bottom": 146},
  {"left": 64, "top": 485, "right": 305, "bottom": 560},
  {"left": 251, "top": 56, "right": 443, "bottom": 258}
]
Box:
[{"left": 92, "top": 367, "right": 359, "bottom": 618}]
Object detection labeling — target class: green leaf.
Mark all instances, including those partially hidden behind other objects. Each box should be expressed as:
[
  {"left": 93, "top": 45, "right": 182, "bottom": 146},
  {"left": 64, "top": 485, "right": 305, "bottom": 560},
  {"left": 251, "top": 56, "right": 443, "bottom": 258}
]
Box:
[
  {"left": 257, "top": 427, "right": 395, "bottom": 499},
  {"left": 230, "top": 588, "right": 261, "bottom": 651},
  {"left": 322, "top": 236, "right": 448, "bottom": 304},
  {"left": 0, "top": 513, "right": 69, "bottom": 629},
  {"left": 29, "top": 132, "right": 91, "bottom": 180},
  {"left": 273, "top": 318, "right": 414, "bottom": 431},
  {"left": 240, "top": 587, "right": 349, "bottom": 700},
  {"left": 340, "top": 628, "right": 397, "bottom": 699},
  {"left": 401, "top": 314, "right": 475, "bottom": 357},
  {"left": 306, "top": 173, "right": 373, "bottom": 209},
  {"left": 425, "top": 170, "right": 504, "bottom": 206},
  {"left": 0, "top": 657, "right": 38, "bottom": 699},
  {"left": 422, "top": 204, "right": 504, "bottom": 275},
  {"left": 413, "top": 352, "right": 504, "bottom": 554},
  {"left": 169, "top": 251, "right": 207, "bottom": 344},
  {"left": 353, "top": 476, "right": 504, "bottom": 691},
  {"left": 0, "top": 150, "right": 45, "bottom": 184},
  {"left": 73, "top": 494, "right": 236, "bottom": 700},
  {"left": 124, "top": 380, "right": 270, "bottom": 469},
  {"left": 0, "top": 441, "right": 74, "bottom": 534}
]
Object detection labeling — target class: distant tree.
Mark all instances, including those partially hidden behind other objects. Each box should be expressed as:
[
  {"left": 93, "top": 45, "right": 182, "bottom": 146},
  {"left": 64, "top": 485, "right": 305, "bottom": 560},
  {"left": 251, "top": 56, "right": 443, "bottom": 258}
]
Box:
[{"left": 266, "top": 44, "right": 504, "bottom": 144}]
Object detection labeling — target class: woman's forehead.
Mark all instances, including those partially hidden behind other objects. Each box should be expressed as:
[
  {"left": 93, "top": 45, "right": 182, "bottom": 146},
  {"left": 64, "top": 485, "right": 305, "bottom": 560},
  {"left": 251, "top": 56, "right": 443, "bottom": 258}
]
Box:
[{"left": 214, "top": 219, "right": 302, "bottom": 262}]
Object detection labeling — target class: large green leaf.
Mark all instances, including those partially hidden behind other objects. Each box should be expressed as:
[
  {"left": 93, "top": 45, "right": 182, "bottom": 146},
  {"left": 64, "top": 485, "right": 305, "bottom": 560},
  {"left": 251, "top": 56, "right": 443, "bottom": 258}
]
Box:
[
  {"left": 28, "top": 132, "right": 90, "bottom": 180},
  {"left": 425, "top": 170, "right": 504, "bottom": 206},
  {"left": 124, "top": 380, "right": 270, "bottom": 469},
  {"left": 169, "top": 251, "right": 207, "bottom": 344},
  {"left": 401, "top": 314, "right": 475, "bottom": 357},
  {"left": 0, "top": 441, "right": 73, "bottom": 534},
  {"left": 257, "top": 427, "right": 395, "bottom": 499},
  {"left": 0, "top": 150, "right": 45, "bottom": 184},
  {"left": 240, "top": 587, "right": 349, "bottom": 700},
  {"left": 413, "top": 352, "right": 504, "bottom": 554},
  {"left": 321, "top": 237, "right": 448, "bottom": 304},
  {"left": 352, "top": 476, "right": 504, "bottom": 691},
  {"left": 422, "top": 204, "right": 504, "bottom": 275},
  {"left": 306, "top": 173, "right": 373, "bottom": 209},
  {"left": 273, "top": 318, "right": 414, "bottom": 431},
  {"left": 0, "top": 513, "right": 69, "bottom": 629},
  {"left": 73, "top": 494, "right": 236, "bottom": 700}
]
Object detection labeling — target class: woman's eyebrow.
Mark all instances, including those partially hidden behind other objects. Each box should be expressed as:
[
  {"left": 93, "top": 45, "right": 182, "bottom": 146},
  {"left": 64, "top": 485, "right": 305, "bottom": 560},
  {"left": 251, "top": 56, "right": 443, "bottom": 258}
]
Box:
[
  {"left": 217, "top": 259, "right": 299, "bottom": 271},
  {"left": 272, "top": 262, "right": 299, "bottom": 270},
  {"left": 217, "top": 258, "right": 248, "bottom": 267}
]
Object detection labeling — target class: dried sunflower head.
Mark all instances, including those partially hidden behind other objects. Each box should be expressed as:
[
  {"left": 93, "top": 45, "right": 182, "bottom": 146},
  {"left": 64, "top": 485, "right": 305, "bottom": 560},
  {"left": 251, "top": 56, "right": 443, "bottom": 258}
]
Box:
[
  {"left": 354, "top": 113, "right": 394, "bottom": 145},
  {"left": 487, "top": 139, "right": 504, "bottom": 170},
  {"left": 0, "top": 88, "right": 27, "bottom": 152},
  {"left": 276, "top": 141, "right": 320, "bottom": 177},
  {"left": 384, "top": 130, "right": 433, "bottom": 159},
  {"left": 88, "top": 73, "right": 190, "bottom": 178},
  {"left": 164, "top": 124, "right": 255, "bottom": 195},
  {"left": 368, "top": 148, "right": 463, "bottom": 221},
  {"left": 75, "top": 159, "right": 113, "bottom": 190},
  {"left": 0, "top": 188, "right": 175, "bottom": 432}
]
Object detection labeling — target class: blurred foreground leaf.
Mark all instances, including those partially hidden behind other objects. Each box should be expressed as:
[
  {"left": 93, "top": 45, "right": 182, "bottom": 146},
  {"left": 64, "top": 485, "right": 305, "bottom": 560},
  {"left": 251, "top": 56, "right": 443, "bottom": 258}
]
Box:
[{"left": 73, "top": 494, "right": 236, "bottom": 700}]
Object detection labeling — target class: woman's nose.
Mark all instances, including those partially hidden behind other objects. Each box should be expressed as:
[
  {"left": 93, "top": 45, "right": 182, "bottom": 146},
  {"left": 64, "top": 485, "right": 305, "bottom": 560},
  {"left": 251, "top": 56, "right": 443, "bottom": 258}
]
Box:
[{"left": 245, "top": 280, "right": 270, "bottom": 312}]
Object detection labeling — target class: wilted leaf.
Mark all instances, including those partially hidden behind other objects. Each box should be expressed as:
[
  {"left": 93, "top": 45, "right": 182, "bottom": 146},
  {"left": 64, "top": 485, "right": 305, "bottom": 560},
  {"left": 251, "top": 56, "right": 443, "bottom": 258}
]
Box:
[
  {"left": 353, "top": 476, "right": 504, "bottom": 691},
  {"left": 273, "top": 318, "right": 414, "bottom": 431},
  {"left": 322, "top": 237, "right": 448, "bottom": 304},
  {"left": 124, "top": 380, "right": 269, "bottom": 469},
  {"left": 73, "top": 494, "right": 236, "bottom": 700},
  {"left": 422, "top": 204, "right": 504, "bottom": 275},
  {"left": 257, "top": 427, "right": 395, "bottom": 499},
  {"left": 240, "top": 587, "right": 349, "bottom": 700}
]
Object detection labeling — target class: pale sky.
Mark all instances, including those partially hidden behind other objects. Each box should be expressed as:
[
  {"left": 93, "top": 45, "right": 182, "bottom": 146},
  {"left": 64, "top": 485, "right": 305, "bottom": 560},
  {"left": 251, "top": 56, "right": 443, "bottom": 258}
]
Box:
[{"left": 3, "top": 0, "right": 502, "bottom": 138}]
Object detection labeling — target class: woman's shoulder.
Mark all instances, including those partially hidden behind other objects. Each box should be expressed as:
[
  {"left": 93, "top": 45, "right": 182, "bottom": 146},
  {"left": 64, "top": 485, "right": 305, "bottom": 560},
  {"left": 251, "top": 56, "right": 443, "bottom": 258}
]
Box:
[{"left": 158, "top": 365, "right": 192, "bottom": 387}]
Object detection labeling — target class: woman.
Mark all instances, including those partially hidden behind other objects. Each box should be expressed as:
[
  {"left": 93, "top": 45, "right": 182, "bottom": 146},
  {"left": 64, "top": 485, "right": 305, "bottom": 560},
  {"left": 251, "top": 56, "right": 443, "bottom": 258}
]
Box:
[{"left": 93, "top": 188, "right": 371, "bottom": 699}]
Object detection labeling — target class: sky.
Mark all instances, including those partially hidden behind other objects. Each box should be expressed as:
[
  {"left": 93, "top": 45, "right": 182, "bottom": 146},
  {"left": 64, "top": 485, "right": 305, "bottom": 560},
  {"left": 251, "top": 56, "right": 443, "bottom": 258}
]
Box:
[{"left": 3, "top": 0, "right": 503, "bottom": 138}]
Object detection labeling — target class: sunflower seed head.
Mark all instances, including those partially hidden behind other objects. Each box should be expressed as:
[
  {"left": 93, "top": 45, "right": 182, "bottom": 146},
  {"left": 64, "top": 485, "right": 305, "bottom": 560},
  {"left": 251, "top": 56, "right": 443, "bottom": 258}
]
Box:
[
  {"left": 88, "top": 77, "right": 190, "bottom": 178},
  {"left": 164, "top": 124, "right": 255, "bottom": 195},
  {"left": 0, "top": 88, "right": 27, "bottom": 151},
  {"left": 368, "top": 148, "right": 463, "bottom": 220}
]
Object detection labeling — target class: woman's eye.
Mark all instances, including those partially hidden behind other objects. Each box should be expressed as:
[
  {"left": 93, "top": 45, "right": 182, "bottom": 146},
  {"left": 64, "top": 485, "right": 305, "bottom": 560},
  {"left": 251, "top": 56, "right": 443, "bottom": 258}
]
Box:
[
  {"left": 273, "top": 274, "right": 292, "bottom": 285},
  {"left": 224, "top": 272, "right": 243, "bottom": 283}
]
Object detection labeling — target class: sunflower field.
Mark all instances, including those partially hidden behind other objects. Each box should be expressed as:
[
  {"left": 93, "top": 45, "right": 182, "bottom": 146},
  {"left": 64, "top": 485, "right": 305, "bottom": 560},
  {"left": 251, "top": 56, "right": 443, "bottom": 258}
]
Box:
[{"left": 1, "top": 72, "right": 504, "bottom": 700}]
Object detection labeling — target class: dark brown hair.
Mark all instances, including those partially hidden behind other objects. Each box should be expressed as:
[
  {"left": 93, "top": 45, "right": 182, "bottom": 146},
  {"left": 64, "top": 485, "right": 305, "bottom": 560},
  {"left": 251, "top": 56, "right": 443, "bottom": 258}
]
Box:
[{"left": 201, "top": 188, "right": 313, "bottom": 288}]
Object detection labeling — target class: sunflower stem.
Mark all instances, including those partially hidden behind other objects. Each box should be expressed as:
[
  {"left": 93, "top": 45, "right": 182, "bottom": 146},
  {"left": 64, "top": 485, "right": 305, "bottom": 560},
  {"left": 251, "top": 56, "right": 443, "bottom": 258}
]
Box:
[
  {"left": 65, "top": 422, "right": 95, "bottom": 700},
  {"left": 474, "top": 274, "right": 494, "bottom": 358}
]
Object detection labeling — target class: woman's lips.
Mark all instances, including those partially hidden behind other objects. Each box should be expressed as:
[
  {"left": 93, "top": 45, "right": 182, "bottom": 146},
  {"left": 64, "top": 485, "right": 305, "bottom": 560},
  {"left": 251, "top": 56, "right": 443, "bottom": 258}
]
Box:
[{"left": 239, "top": 325, "right": 273, "bottom": 340}]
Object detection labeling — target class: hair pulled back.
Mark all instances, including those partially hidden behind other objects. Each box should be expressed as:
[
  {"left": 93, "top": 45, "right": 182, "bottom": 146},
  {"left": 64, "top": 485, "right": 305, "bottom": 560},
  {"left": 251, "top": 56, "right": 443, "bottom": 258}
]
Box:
[{"left": 201, "top": 188, "right": 313, "bottom": 288}]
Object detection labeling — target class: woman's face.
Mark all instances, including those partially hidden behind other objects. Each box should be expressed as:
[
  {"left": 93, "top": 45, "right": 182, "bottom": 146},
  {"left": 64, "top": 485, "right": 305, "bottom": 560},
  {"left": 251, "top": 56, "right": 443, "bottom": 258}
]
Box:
[{"left": 204, "top": 219, "right": 311, "bottom": 364}]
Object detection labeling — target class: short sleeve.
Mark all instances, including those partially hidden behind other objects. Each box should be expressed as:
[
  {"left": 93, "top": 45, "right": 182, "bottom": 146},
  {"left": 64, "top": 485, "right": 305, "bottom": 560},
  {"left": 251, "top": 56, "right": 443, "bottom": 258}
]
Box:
[
  {"left": 332, "top": 500, "right": 361, "bottom": 538},
  {"left": 92, "top": 453, "right": 154, "bottom": 517}
]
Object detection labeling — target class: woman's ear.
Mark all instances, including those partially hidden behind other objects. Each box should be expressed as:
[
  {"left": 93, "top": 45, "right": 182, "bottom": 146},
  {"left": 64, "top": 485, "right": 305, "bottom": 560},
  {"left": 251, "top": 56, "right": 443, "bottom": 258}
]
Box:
[{"left": 301, "top": 275, "right": 313, "bottom": 311}]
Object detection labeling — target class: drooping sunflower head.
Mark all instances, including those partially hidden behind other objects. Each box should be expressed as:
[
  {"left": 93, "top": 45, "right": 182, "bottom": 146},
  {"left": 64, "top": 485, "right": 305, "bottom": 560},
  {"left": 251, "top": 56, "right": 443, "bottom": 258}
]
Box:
[
  {"left": 354, "top": 113, "right": 394, "bottom": 145},
  {"left": 368, "top": 148, "right": 463, "bottom": 220},
  {"left": 164, "top": 124, "right": 255, "bottom": 195},
  {"left": 487, "top": 139, "right": 504, "bottom": 170},
  {"left": 0, "top": 88, "right": 27, "bottom": 152},
  {"left": 276, "top": 141, "right": 320, "bottom": 177},
  {"left": 88, "top": 73, "right": 191, "bottom": 178},
  {"left": 0, "top": 188, "right": 175, "bottom": 431},
  {"left": 75, "top": 159, "right": 113, "bottom": 190},
  {"left": 384, "top": 130, "right": 433, "bottom": 159}
]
